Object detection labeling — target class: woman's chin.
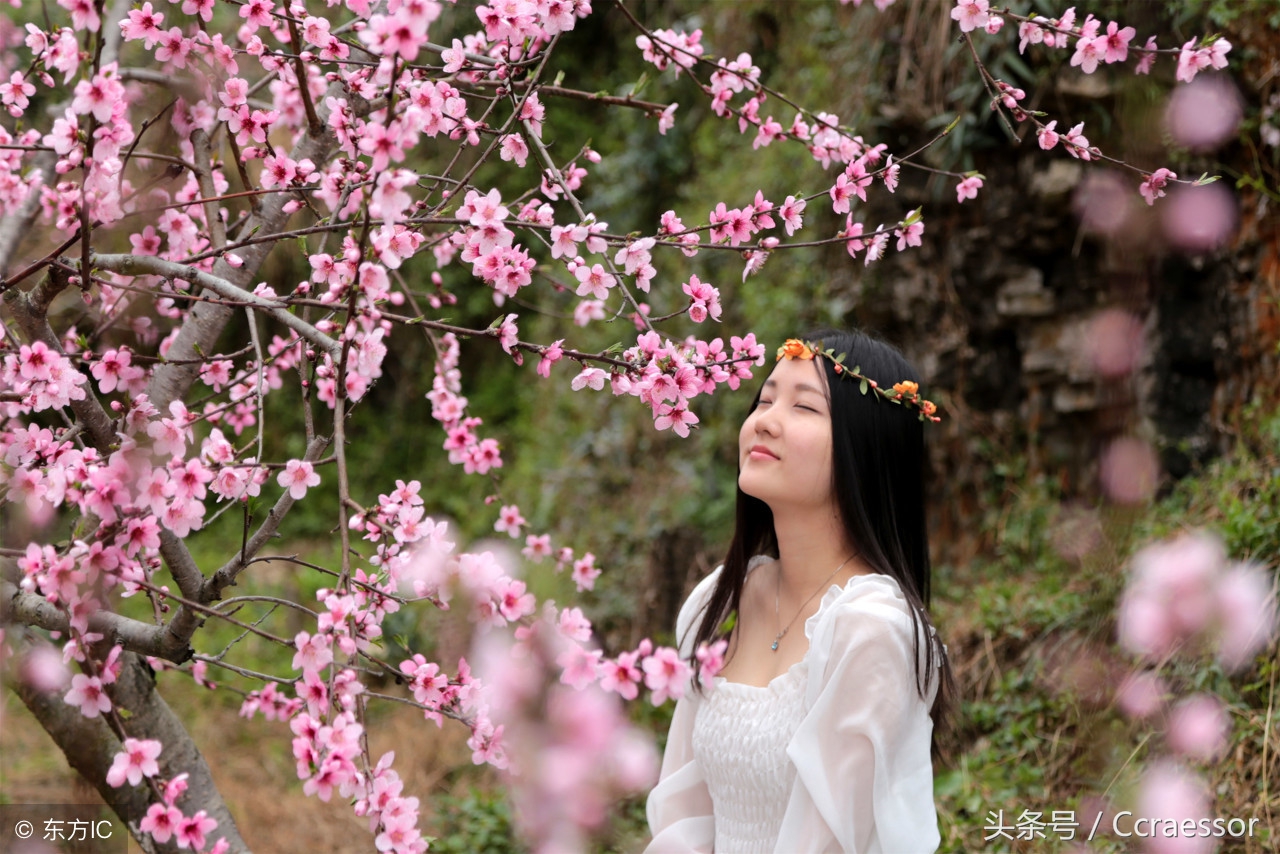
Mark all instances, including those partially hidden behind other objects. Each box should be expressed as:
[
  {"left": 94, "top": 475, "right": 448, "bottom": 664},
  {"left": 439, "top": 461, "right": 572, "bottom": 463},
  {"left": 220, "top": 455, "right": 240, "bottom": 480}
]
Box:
[{"left": 737, "top": 475, "right": 776, "bottom": 505}]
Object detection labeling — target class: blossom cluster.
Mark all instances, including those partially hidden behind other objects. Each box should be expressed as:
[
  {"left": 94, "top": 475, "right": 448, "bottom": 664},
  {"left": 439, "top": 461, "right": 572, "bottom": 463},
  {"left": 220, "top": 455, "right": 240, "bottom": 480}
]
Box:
[
  {"left": 565, "top": 331, "right": 766, "bottom": 438},
  {"left": 1117, "top": 531, "right": 1274, "bottom": 673},
  {"left": 104, "top": 737, "right": 225, "bottom": 853},
  {"left": 425, "top": 332, "right": 505, "bottom": 474},
  {"left": 235, "top": 541, "right": 434, "bottom": 851},
  {"left": 1113, "top": 532, "right": 1275, "bottom": 850},
  {"left": 138, "top": 774, "right": 224, "bottom": 853},
  {"left": 953, "top": 1, "right": 1230, "bottom": 206},
  {"left": 233, "top": 469, "right": 723, "bottom": 850}
]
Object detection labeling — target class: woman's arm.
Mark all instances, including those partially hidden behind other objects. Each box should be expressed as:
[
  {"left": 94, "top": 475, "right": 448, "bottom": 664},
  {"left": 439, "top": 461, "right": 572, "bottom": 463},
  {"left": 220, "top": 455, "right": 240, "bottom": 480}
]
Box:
[
  {"left": 645, "top": 691, "right": 715, "bottom": 852},
  {"left": 776, "top": 585, "right": 940, "bottom": 853}
]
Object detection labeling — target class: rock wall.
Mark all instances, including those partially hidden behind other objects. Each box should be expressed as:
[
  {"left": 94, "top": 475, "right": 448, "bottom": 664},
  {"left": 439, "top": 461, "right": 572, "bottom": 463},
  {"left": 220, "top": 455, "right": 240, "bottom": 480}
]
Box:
[{"left": 846, "top": 133, "right": 1277, "bottom": 555}]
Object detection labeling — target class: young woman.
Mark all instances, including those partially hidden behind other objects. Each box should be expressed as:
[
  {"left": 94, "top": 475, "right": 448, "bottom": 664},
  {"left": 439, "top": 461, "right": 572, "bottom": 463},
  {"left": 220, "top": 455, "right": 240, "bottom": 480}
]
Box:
[{"left": 646, "top": 328, "right": 955, "bottom": 853}]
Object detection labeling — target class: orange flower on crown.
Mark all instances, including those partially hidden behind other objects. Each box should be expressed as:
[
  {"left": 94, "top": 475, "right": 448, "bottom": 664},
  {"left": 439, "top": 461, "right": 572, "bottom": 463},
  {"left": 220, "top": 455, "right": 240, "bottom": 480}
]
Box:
[
  {"left": 777, "top": 339, "right": 815, "bottom": 361},
  {"left": 921, "top": 400, "right": 937, "bottom": 417},
  {"left": 892, "top": 380, "right": 919, "bottom": 397}
]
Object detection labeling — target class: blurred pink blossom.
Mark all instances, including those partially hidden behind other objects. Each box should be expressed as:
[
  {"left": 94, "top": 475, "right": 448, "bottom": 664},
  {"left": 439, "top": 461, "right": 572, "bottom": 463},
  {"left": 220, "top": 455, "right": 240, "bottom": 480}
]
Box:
[
  {"left": 1161, "top": 183, "right": 1237, "bottom": 253},
  {"left": 474, "top": 617, "right": 658, "bottom": 853},
  {"left": 1135, "top": 761, "right": 1213, "bottom": 854},
  {"left": 20, "top": 645, "right": 71, "bottom": 693},
  {"left": 1166, "top": 694, "right": 1229, "bottom": 761},
  {"left": 1118, "top": 591, "right": 1175, "bottom": 660},
  {"left": 1166, "top": 75, "right": 1241, "bottom": 152},
  {"left": 1118, "top": 531, "right": 1225, "bottom": 659},
  {"left": 1099, "top": 437, "right": 1159, "bottom": 505},
  {"left": 1214, "top": 563, "right": 1277, "bottom": 671},
  {"left": 1116, "top": 670, "right": 1166, "bottom": 720},
  {"left": 1089, "top": 309, "right": 1144, "bottom": 378},
  {"left": 1074, "top": 170, "right": 1133, "bottom": 236},
  {"left": 1143, "top": 532, "right": 1225, "bottom": 636}
]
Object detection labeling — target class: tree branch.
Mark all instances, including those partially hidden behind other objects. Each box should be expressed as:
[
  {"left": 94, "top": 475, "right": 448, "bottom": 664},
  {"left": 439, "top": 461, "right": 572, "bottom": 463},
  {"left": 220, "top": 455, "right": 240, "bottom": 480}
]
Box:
[
  {"left": 0, "top": 151, "right": 57, "bottom": 281},
  {"left": 190, "top": 129, "right": 227, "bottom": 251},
  {"left": 1, "top": 578, "right": 193, "bottom": 664},
  {"left": 89, "top": 254, "right": 342, "bottom": 356},
  {"left": 209, "top": 436, "right": 331, "bottom": 596},
  {"left": 138, "top": 82, "right": 369, "bottom": 413}
]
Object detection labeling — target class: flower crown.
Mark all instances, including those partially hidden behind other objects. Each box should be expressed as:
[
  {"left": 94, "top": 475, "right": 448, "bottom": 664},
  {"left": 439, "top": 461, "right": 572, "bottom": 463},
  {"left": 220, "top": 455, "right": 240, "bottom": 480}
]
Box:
[{"left": 776, "top": 339, "right": 941, "bottom": 422}]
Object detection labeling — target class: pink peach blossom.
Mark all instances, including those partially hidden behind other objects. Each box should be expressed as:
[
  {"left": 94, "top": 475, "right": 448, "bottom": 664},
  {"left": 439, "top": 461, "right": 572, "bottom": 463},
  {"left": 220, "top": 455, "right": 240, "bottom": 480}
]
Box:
[{"left": 1167, "top": 694, "right": 1229, "bottom": 761}]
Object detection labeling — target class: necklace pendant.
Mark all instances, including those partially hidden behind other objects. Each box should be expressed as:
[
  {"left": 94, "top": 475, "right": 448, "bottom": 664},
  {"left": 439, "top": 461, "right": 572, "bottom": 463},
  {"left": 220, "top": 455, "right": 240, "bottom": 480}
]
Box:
[{"left": 770, "top": 639, "right": 780, "bottom": 651}]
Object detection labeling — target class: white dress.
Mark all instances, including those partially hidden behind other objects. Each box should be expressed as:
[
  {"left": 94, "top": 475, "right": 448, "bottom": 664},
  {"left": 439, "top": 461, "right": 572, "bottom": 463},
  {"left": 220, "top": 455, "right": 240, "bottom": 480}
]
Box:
[{"left": 645, "top": 560, "right": 941, "bottom": 853}]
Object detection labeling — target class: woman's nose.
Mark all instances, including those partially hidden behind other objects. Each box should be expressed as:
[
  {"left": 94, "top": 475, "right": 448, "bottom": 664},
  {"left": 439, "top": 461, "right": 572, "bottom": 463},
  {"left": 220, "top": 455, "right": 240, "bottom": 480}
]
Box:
[{"left": 751, "top": 406, "right": 780, "bottom": 436}]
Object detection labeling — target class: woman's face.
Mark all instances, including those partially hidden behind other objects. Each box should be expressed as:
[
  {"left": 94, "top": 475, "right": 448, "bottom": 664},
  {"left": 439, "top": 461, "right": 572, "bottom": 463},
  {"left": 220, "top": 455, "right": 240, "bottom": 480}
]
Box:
[{"left": 737, "top": 356, "right": 836, "bottom": 513}]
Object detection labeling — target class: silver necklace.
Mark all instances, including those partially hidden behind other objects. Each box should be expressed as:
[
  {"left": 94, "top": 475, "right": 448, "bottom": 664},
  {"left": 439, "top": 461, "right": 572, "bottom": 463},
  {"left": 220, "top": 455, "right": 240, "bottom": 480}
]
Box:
[{"left": 772, "top": 554, "right": 856, "bottom": 652}]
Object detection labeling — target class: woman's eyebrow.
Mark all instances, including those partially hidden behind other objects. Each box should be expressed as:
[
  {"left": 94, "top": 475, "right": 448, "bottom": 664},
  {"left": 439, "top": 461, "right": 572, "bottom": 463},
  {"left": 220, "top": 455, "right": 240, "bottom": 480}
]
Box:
[{"left": 762, "top": 379, "right": 827, "bottom": 397}]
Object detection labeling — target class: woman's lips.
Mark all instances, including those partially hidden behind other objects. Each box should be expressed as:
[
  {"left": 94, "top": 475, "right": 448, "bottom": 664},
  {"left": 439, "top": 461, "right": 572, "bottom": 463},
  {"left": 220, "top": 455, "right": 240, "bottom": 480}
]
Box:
[{"left": 748, "top": 445, "right": 779, "bottom": 460}]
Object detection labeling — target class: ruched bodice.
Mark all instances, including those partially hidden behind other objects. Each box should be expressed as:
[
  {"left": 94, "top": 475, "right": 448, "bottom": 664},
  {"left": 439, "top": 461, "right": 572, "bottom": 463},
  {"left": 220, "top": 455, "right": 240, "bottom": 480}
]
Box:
[{"left": 691, "top": 665, "right": 807, "bottom": 851}]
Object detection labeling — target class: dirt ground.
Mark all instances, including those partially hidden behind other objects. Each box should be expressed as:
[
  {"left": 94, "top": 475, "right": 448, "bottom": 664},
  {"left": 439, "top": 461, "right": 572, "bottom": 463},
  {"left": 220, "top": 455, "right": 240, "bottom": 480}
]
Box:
[{"left": 1, "top": 677, "right": 484, "bottom": 853}]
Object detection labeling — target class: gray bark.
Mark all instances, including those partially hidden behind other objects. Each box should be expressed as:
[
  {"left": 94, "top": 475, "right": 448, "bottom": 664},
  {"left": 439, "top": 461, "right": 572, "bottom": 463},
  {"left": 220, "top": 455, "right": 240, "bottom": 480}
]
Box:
[
  {"left": 13, "top": 653, "right": 252, "bottom": 853},
  {"left": 0, "top": 153, "right": 55, "bottom": 281},
  {"left": 144, "top": 82, "right": 364, "bottom": 412}
]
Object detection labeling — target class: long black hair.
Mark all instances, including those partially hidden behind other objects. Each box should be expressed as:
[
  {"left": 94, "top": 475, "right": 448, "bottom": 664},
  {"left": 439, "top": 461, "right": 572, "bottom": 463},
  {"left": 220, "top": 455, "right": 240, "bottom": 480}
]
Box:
[{"left": 687, "top": 327, "right": 955, "bottom": 746}]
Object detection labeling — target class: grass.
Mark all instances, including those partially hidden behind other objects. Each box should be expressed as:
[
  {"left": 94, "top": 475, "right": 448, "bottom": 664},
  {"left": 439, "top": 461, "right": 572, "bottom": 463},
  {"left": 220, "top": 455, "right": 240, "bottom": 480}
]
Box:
[{"left": 929, "top": 404, "right": 1280, "bottom": 853}]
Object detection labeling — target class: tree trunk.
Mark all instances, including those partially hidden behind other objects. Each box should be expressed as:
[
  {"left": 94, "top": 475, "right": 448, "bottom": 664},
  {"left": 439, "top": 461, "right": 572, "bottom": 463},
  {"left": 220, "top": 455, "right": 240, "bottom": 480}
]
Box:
[{"left": 12, "top": 654, "right": 251, "bottom": 853}]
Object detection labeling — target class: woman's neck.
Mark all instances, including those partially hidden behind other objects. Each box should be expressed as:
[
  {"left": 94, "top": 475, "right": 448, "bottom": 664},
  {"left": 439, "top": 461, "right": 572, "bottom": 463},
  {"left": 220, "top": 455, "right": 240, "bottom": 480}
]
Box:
[{"left": 770, "top": 504, "right": 862, "bottom": 598}]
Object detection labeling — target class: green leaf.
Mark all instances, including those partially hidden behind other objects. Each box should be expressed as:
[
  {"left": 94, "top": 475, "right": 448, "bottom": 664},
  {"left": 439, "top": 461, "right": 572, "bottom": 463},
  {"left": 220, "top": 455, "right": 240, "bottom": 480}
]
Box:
[
  {"left": 859, "top": 377, "right": 868, "bottom": 395},
  {"left": 1193, "top": 173, "right": 1221, "bottom": 186},
  {"left": 630, "top": 71, "right": 650, "bottom": 98}
]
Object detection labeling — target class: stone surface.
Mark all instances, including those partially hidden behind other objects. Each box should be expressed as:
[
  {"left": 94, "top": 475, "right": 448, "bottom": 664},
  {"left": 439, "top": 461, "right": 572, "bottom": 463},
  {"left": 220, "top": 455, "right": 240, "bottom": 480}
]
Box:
[
  {"left": 1029, "top": 160, "right": 1084, "bottom": 199},
  {"left": 998, "top": 268, "right": 1056, "bottom": 317}
]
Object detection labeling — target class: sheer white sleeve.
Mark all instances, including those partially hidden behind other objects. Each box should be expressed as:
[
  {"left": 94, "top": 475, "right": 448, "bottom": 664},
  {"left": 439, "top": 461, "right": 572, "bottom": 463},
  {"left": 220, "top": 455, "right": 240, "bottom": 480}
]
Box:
[
  {"left": 775, "top": 578, "right": 940, "bottom": 853},
  {"left": 644, "top": 568, "right": 722, "bottom": 853}
]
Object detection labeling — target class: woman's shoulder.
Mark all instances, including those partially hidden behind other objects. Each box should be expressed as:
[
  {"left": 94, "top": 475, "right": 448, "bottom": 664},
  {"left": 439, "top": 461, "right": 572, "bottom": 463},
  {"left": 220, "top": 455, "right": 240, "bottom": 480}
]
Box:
[
  {"left": 673, "top": 566, "right": 721, "bottom": 655},
  {"left": 805, "top": 572, "right": 917, "bottom": 646},
  {"left": 673, "top": 556, "right": 772, "bottom": 654},
  {"left": 798, "top": 574, "right": 933, "bottom": 706}
]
